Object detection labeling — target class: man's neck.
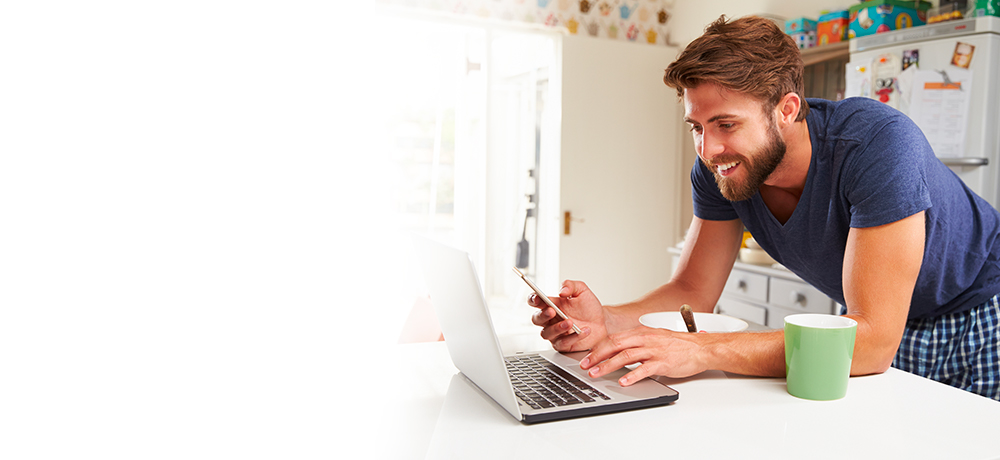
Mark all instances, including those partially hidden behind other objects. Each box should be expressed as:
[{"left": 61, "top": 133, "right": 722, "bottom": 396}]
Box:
[
  {"left": 759, "top": 120, "right": 811, "bottom": 224},
  {"left": 763, "top": 119, "right": 812, "bottom": 197}
]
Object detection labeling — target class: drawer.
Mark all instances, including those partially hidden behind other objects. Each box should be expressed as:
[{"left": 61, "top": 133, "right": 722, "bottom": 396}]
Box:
[
  {"left": 769, "top": 277, "right": 833, "bottom": 314},
  {"left": 723, "top": 269, "right": 768, "bottom": 303},
  {"left": 765, "top": 305, "right": 801, "bottom": 329},
  {"left": 716, "top": 296, "right": 767, "bottom": 325}
]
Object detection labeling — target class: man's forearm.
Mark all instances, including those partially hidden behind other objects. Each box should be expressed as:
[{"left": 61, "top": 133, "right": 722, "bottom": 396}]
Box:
[
  {"left": 603, "top": 279, "right": 724, "bottom": 334},
  {"left": 701, "top": 329, "right": 786, "bottom": 377}
]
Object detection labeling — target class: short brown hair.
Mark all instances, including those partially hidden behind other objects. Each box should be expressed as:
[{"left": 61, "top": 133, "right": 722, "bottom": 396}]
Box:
[{"left": 664, "top": 15, "right": 809, "bottom": 121}]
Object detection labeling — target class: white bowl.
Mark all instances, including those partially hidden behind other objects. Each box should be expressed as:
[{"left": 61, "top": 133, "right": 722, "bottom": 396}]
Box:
[
  {"left": 740, "top": 248, "right": 776, "bottom": 265},
  {"left": 639, "top": 311, "right": 749, "bottom": 333}
]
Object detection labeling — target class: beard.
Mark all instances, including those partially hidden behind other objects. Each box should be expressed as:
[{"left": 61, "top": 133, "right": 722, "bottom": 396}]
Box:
[{"left": 703, "top": 121, "right": 786, "bottom": 202}]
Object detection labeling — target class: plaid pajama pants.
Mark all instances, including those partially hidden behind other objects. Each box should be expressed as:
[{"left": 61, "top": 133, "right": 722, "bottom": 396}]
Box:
[{"left": 892, "top": 295, "right": 1000, "bottom": 401}]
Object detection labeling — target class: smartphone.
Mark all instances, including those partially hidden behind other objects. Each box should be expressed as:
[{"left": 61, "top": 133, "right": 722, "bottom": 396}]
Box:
[{"left": 512, "top": 266, "right": 582, "bottom": 334}]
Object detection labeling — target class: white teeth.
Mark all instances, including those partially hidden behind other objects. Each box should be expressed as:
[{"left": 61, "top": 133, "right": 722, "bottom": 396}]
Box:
[{"left": 717, "top": 161, "right": 739, "bottom": 172}]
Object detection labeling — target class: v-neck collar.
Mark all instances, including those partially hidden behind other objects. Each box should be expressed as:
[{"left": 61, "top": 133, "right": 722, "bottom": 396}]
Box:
[{"left": 753, "top": 142, "right": 817, "bottom": 232}]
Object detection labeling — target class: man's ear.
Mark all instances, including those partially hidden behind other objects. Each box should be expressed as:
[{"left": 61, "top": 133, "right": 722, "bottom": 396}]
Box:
[{"left": 776, "top": 92, "right": 801, "bottom": 125}]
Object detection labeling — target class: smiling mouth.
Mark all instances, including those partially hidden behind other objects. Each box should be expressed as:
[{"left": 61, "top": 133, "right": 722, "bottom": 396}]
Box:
[{"left": 716, "top": 161, "right": 740, "bottom": 177}]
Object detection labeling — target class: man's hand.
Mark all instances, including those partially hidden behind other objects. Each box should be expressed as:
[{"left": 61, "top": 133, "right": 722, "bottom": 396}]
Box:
[
  {"left": 528, "top": 280, "right": 607, "bottom": 352},
  {"left": 578, "top": 326, "right": 711, "bottom": 386}
]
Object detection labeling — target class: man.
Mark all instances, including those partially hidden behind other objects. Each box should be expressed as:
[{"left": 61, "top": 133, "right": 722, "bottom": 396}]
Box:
[{"left": 529, "top": 15, "right": 1000, "bottom": 400}]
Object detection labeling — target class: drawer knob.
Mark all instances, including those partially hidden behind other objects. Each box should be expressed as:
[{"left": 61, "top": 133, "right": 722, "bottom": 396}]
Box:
[
  {"left": 738, "top": 280, "right": 748, "bottom": 290},
  {"left": 791, "top": 291, "right": 807, "bottom": 306}
]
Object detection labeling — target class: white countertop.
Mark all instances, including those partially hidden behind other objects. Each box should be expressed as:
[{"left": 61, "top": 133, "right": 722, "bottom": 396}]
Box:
[{"left": 364, "top": 339, "right": 1000, "bottom": 460}]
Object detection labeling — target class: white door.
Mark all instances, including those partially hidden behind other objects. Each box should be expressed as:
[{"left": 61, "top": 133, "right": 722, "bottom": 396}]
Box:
[{"left": 559, "top": 35, "right": 684, "bottom": 305}]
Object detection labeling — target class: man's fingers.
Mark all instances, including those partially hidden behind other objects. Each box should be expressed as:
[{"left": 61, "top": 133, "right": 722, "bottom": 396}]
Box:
[
  {"left": 531, "top": 306, "right": 556, "bottom": 326},
  {"left": 553, "top": 327, "right": 591, "bottom": 352},
  {"left": 527, "top": 294, "right": 540, "bottom": 307},
  {"left": 581, "top": 330, "right": 646, "bottom": 371},
  {"left": 587, "top": 346, "right": 651, "bottom": 380},
  {"left": 528, "top": 294, "right": 561, "bottom": 310},
  {"left": 618, "top": 363, "right": 653, "bottom": 387},
  {"left": 560, "top": 280, "right": 586, "bottom": 298},
  {"left": 539, "top": 319, "right": 573, "bottom": 341}
]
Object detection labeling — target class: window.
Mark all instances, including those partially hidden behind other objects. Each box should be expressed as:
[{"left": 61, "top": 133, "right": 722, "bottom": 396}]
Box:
[{"left": 370, "top": 11, "right": 562, "bottom": 340}]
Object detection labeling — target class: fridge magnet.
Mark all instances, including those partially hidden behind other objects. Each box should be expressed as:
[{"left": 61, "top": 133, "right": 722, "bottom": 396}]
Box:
[
  {"left": 951, "top": 42, "right": 975, "bottom": 68},
  {"left": 902, "top": 49, "right": 919, "bottom": 70},
  {"left": 871, "top": 53, "right": 902, "bottom": 108}
]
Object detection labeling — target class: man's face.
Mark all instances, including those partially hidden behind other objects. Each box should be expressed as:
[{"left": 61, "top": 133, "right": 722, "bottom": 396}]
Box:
[{"left": 683, "top": 84, "right": 787, "bottom": 202}]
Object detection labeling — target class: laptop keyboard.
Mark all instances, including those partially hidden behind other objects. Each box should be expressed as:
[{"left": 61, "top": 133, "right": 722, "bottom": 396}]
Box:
[{"left": 505, "top": 354, "right": 611, "bottom": 410}]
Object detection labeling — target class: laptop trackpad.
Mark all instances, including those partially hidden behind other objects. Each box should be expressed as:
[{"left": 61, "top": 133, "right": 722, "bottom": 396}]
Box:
[{"left": 539, "top": 350, "right": 678, "bottom": 399}]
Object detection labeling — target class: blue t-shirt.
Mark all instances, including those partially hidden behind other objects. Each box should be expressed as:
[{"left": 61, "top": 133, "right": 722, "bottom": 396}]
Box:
[{"left": 692, "top": 97, "right": 1000, "bottom": 319}]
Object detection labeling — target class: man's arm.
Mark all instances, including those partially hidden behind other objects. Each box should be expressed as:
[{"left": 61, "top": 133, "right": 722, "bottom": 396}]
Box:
[
  {"left": 602, "top": 216, "right": 744, "bottom": 333},
  {"left": 581, "top": 212, "right": 926, "bottom": 383},
  {"left": 529, "top": 216, "right": 743, "bottom": 352},
  {"left": 841, "top": 211, "right": 924, "bottom": 374}
]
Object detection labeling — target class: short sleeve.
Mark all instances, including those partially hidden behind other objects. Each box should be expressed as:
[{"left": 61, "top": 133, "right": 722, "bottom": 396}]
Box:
[
  {"left": 842, "top": 119, "right": 933, "bottom": 228},
  {"left": 691, "top": 161, "right": 739, "bottom": 221}
]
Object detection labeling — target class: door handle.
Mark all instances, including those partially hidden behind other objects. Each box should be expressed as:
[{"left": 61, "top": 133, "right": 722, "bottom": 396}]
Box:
[{"left": 564, "top": 211, "right": 585, "bottom": 235}]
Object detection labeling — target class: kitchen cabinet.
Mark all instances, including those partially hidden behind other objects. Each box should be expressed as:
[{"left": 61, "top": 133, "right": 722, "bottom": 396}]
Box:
[
  {"left": 721, "top": 263, "right": 840, "bottom": 328},
  {"left": 669, "top": 248, "right": 840, "bottom": 328},
  {"left": 802, "top": 41, "right": 850, "bottom": 101}
]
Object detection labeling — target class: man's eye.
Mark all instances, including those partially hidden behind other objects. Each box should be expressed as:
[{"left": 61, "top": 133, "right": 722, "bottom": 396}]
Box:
[
  {"left": 688, "top": 125, "right": 702, "bottom": 133},
  {"left": 719, "top": 123, "right": 735, "bottom": 129}
]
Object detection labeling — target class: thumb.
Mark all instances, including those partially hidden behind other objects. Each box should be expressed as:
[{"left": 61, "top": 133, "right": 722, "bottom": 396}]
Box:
[{"left": 560, "top": 279, "right": 588, "bottom": 298}]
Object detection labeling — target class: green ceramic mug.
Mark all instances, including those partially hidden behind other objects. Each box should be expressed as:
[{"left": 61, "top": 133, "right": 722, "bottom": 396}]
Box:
[{"left": 784, "top": 314, "right": 858, "bottom": 401}]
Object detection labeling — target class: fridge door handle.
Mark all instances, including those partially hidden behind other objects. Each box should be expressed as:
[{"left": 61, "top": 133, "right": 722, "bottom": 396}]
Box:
[{"left": 940, "top": 157, "right": 989, "bottom": 167}]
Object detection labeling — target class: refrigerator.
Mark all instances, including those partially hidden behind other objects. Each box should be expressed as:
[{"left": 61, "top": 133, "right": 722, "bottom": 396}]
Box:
[{"left": 847, "top": 16, "right": 1000, "bottom": 208}]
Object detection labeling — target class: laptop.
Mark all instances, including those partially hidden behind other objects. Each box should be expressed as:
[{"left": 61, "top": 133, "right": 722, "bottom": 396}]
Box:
[{"left": 412, "top": 236, "right": 678, "bottom": 424}]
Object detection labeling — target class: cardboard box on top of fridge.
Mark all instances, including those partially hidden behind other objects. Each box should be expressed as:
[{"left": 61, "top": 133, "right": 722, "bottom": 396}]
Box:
[
  {"left": 818, "top": 10, "right": 850, "bottom": 44},
  {"left": 849, "top": 0, "right": 932, "bottom": 38},
  {"left": 785, "top": 17, "right": 817, "bottom": 34},
  {"left": 792, "top": 31, "right": 818, "bottom": 49}
]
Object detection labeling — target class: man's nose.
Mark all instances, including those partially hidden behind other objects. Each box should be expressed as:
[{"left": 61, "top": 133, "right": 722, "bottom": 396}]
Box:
[{"left": 698, "top": 132, "right": 725, "bottom": 161}]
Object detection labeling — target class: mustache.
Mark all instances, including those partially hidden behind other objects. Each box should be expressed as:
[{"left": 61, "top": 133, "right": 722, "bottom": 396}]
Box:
[{"left": 702, "top": 154, "right": 748, "bottom": 169}]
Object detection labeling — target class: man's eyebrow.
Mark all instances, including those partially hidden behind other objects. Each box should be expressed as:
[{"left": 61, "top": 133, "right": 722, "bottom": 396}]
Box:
[
  {"left": 684, "top": 113, "right": 739, "bottom": 124},
  {"left": 708, "top": 114, "right": 739, "bottom": 123}
]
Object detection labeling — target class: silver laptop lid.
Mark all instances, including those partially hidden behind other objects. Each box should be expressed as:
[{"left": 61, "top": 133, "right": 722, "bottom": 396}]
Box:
[{"left": 410, "top": 236, "right": 522, "bottom": 420}]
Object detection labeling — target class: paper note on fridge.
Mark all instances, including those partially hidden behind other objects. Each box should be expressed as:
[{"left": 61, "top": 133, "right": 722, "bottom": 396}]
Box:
[
  {"left": 844, "top": 60, "right": 872, "bottom": 99},
  {"left": 907, "top": 68, "right": 973, "bottom": 158}
]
